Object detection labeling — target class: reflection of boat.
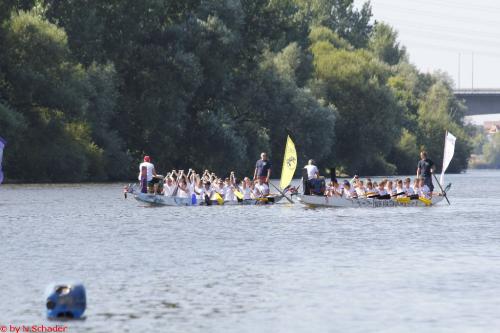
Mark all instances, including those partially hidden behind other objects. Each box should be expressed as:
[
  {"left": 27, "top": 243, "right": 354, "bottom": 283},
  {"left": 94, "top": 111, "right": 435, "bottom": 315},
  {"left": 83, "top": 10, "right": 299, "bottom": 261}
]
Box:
[
  {"left": 129, "top": 186, "right": 284, "bottom": 206},
  {"left": 296, "top": 194, "right": 444, "bottom": 208}
]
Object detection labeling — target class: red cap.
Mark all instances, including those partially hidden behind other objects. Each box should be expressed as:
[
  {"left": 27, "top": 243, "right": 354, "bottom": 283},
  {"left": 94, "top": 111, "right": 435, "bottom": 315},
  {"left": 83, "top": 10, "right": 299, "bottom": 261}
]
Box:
[{"left": 144, "top": 156, "right": 150, "bottom": 162}]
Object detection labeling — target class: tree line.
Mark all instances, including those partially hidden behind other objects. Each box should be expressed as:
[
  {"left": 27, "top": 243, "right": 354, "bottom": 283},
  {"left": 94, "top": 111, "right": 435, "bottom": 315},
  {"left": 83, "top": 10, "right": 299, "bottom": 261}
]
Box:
[{"left": 0, "top": 0, "right": 473, "bottom": 182}]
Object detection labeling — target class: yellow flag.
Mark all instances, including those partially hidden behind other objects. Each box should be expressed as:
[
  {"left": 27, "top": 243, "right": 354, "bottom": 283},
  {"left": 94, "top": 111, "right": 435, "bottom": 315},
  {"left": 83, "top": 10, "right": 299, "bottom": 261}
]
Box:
[{"left": 280, "top": 135, "right": 297, "bottom": 190}]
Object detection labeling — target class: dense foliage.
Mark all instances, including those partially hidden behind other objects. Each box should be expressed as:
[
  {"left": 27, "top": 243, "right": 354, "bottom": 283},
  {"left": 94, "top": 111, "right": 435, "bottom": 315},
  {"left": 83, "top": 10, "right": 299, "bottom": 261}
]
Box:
[{"left": 0, "top": 0, "right": 472, "bottom": 181}]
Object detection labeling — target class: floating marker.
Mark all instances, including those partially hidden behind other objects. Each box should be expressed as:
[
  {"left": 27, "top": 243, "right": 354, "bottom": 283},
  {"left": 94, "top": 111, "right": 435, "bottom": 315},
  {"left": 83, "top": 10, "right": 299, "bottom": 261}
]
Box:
[{"left": 46, "top": 283, "right": 86, "bottom": 319}]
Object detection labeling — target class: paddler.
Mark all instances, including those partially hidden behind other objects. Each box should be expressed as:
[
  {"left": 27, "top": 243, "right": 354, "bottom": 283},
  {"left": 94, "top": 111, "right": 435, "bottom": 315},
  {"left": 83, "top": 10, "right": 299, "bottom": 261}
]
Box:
[
  {"left": 402, "top": 178, "right": 415, "bottom": 197},
  {"left": 253, "top": 152, "right": 272, "bottom": 183},
  {"left": 254, "top": 177, "right": 270, "bottom": 197},
  {"left": 416, "top": 151, "right": 435, "bottom": 196},
  {"left": 138, "top": 156, "right": 158, "bottom": 193},
  {"left": 163, "top": 174, "right": 176, "bottom": 196},
  {"left": 418, "top": 177, "right": 431, "bottom": 199}
]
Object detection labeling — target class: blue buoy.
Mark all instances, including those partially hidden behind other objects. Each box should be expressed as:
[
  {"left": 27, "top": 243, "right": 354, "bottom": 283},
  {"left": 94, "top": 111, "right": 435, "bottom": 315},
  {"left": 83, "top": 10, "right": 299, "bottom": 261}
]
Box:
[{"left": 46, "top": 283, "right": 86, "bottom": 319}]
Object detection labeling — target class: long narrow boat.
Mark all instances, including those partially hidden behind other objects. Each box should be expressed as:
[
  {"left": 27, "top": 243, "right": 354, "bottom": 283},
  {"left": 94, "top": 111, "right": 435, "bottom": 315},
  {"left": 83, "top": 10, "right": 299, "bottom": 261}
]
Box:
[
  {"left": 129, "top": 186, "right": 284, "bottom": 206},
  {"left": 296, "top": 194, "right": 444, "bottom": 208}
]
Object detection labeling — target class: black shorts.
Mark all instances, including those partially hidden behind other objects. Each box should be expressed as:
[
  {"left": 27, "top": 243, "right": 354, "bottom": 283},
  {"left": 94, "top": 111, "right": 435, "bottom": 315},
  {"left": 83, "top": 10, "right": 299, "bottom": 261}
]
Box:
[
  {"left": 424, "top": 177, "right": 434, "bottom": 192},
  {"left": 147, "top": 177, "right": 161, "bottom": 186}
]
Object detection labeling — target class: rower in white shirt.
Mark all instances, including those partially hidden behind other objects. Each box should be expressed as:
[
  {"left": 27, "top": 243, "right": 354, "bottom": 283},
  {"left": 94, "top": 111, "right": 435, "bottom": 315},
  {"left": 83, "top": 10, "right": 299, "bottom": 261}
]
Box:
[
  {"left": 402, "top": 178, "right": 415, "bottom": 197},
  {"left": 342, "top": 181, "right": 357, "bottom": 199},
  {"left": 377, "top": 182, "right": 388, "bottom": 196},
  {"left": 254, "top": 178, "right": 270, "bottom": 197},
  {"left": 394, "top": 179, "right": 405, "bottom": 198},
  {"left": 176, "top": 170, "right": 191, "bottom": 198},
  {"left": 418, "top": 178, "right": 431, "bottom": 199},
  {"left": 163, "top": 175, "right": 177, "bottom": 196},
  {"left": 355, "top": 180, "right": 366, "bottom": 197},
  {"left": 240, "top": 177, "right": 253, "bottom": 200},
  {"left": 223, "top": 176, "right": 237, "bottom": 201}
]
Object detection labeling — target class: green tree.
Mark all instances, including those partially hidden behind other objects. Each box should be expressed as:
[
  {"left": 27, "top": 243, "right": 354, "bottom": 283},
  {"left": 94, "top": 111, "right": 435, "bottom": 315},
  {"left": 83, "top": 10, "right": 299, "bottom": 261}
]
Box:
[
  {"left": 483, "top": 133, "right": 500, "bottom": 168},
  {"left": 309, "top": 28, "right": 402, "bottom": 174},
  {"left": 417, "top": 79, "right": 472, "bottom": 173},
  {"left": 1, "top": 11, "right": 99, "bottom": 181},
  {"left": 369, "top": 22, "right": 406, "bottom": 65}
]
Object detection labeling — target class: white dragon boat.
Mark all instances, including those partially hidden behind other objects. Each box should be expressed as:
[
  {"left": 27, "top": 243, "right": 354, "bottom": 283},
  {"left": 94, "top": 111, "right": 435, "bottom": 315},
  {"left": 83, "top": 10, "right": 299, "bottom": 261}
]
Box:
[
  {"left": 296, "top": 194, "right": 445, "bottom": 208},
  {"left": 296, "top": 131, "right": 455, "bottom": 209}
]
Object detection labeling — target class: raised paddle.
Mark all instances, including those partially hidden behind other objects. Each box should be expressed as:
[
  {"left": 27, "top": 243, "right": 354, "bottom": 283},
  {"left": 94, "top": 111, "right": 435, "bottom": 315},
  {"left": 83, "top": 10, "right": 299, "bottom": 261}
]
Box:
[
  {"left": 269, "top": 181, "right": 294, "bottom": 204},
  {"left": 433, "top": 173, "right": 451, "bottom": 205}
]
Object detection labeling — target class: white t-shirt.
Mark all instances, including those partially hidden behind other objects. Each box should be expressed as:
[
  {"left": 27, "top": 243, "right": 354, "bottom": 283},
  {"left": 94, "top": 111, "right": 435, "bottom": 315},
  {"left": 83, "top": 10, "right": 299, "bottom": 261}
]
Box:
[
  {"left": 194, "top": 186, "right": 204, "bottom": 200},
  {"left": 343, "top": 187, "right": 356, "bottom": 198},
  {"left": 255, "top": 183, "right": 269, "bottom": 196},
  {"left": 224, "top": 185, "right": 236, "bottom": 201},
  {"left": 355, "top": 187, "right": 366, "bottom": 197},
  {"left": 202, "top": 187, "right": 214, "bottom": 200},
  {"left": 404, "top": 186, "right": 414, "bottom": 196},
  {"left": 138, "top": 162, "right": 154, "bottom": 181},
  {"left": 240, "top": 186, "right": 252, "bottom": 200},
  {"left": 177, "top": 185, "right": 191, "bottom": 198},
  {"left": 377, "top": 188, "right": 388, "bottom": 196},
  {"left": 304, "top": 165, "right": 319, "bottom": 180},
  {"left": 386, "top": 187, "right": 396, "bottom": 195},
  {"left": 419, "top": 185, "right": 431, "bottom": 199},
  {"left": 164, "top": 183, "right": 176, "bottom": 196}
]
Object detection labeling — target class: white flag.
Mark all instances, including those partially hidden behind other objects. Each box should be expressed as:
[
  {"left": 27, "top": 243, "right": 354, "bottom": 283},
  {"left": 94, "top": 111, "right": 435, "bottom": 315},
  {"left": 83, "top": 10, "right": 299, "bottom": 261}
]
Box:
[{"left": 440, "top": 131, "right": 456, "bottom": 186}]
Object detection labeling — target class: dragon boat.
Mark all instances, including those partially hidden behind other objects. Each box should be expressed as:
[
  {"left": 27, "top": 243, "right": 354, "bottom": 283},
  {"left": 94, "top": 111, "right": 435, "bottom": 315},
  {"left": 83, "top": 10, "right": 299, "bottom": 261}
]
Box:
[
  {"left": 126, "top": 184, "right": 284, "bottom": 206},
  {"left": 296, "top": 194, "right": 445, "bottom": 208}
]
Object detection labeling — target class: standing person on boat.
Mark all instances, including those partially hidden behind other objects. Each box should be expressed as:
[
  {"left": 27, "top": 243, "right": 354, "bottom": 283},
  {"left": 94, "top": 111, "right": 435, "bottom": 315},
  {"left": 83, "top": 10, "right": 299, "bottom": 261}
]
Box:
[
  {"left": 303, "top": 159, "right": 320, "bottom": 194},
  {"left": 304, "top": 159, "right": 320, "bottom": 180},
  {"left": 138, "top": 156, "right": 158, "bottom": 193},
  {"left": 416, "top": 151, "right": 435, "bottom": 195},
  {"left": 253, "top": 152, "right": 272, "bottom": 183}
]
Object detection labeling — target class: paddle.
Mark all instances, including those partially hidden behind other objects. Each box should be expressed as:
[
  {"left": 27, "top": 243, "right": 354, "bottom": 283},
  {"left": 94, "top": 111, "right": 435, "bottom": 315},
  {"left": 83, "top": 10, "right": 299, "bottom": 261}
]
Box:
[
  {"left": 433, "top": 173, "right": 450, "bottom": 205},
  {"left": 269, "top": 181, "right": 294, "bottom": 204},
  {"left": 214, "top": 192, "right": 224, "bottom": 205}
]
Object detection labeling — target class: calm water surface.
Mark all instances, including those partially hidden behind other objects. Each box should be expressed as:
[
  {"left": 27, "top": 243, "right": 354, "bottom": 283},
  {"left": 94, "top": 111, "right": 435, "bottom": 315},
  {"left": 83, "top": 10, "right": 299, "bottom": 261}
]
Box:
[{"left": 0, "top": 170, "right": 499, "bottom": 332}]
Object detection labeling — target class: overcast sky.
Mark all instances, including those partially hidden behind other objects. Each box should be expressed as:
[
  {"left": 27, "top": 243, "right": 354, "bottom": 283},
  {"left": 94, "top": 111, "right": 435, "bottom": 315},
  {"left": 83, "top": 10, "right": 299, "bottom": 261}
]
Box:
[{"left": 354, "top": 0, "right": 500, "bottom": 89}]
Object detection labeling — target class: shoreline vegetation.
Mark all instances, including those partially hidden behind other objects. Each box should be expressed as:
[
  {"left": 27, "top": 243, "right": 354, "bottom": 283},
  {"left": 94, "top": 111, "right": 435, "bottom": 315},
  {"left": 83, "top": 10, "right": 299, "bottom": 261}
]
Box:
[{"left": 1, "top": 0, "right": 477, "bottom": 182}]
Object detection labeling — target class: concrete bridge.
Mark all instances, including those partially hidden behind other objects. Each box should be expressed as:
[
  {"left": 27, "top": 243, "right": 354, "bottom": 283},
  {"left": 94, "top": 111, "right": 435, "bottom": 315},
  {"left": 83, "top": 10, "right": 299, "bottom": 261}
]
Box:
[{"left": 454, "top": 89, "right": 500, "bottom": 115}]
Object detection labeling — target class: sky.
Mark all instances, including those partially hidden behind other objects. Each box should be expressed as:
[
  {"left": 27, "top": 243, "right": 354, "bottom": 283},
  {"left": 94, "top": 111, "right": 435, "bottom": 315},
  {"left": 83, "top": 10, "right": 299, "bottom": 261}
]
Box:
[{"left": 354, "top": 0, "right": 500, "bottom": 89}]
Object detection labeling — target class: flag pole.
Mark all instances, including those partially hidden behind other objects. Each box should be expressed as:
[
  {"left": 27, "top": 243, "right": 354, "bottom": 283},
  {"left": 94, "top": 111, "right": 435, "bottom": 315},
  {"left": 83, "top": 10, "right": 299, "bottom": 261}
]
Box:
[{"left": 436, "top": 130, "right": 451, "bottom": 205}]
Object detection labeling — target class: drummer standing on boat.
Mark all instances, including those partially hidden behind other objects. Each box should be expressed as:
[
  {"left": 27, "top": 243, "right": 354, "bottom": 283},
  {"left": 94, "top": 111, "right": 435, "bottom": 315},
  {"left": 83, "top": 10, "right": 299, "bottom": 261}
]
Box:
[
  {"left": 254, "top": 152, "right": 272, "bottom": 183},
  {"left": 416, "top": 151, "right": 435, "bottom": 195},
  {"left": 139, "top": 155, "right": 158, "bottom": 193}
]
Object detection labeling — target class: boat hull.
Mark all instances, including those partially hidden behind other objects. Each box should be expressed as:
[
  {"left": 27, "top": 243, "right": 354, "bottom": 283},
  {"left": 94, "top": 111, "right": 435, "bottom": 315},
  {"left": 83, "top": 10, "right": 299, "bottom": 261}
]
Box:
[
  {"left": 133, "top": 193, "right": 283, "bottom": 206},
  {"left": 296, "top": 194, "right": 444, "bottom": 208}
]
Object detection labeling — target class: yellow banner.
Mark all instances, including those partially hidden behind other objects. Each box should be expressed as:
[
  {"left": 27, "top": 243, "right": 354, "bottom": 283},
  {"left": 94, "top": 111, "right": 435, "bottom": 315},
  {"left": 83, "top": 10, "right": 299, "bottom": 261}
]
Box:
[{"left": 280, "top": 135, "right": 297, "bottom": 190}]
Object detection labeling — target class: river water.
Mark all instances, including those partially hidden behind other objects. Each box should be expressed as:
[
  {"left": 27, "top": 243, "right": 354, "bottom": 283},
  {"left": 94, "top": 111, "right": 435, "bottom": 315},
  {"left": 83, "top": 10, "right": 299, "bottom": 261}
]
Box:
[{"left": 0, "top": 170, "right": 499, "bottom": 332}]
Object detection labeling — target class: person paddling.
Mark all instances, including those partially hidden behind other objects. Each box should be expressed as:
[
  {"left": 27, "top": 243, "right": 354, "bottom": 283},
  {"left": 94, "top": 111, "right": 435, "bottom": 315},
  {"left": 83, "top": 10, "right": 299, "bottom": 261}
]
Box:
[{"left": 416, "top": 151, "right": 435, "bottom": 196}]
